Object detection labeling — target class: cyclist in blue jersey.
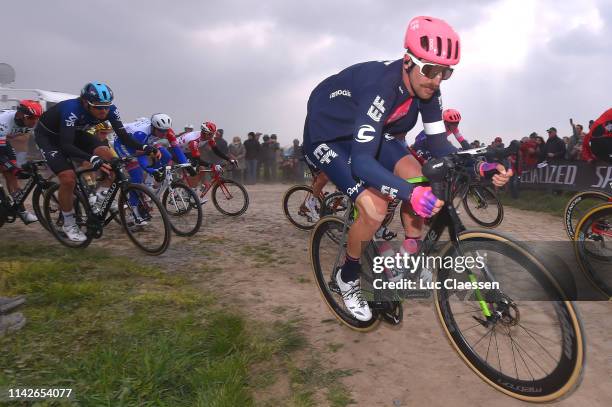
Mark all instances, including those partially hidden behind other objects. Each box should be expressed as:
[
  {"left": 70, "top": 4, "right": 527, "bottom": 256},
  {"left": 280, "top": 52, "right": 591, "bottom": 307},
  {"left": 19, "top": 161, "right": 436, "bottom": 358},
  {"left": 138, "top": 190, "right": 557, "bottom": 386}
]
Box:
[
  {"left": 302, "top": 16, "right": 512, "bottom": 321},
  {"left": 35, "top": 82, "right": 161, "bottom": 242},
  {"left": 114, "top": 113, "right": 196, "bottom": 183}
]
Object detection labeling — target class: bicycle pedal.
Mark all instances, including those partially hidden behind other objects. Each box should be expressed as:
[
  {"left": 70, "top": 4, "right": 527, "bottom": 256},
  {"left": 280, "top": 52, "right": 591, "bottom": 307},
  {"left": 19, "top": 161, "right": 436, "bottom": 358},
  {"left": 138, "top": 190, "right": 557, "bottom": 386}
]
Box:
[{"left": 328, "top": 281, "right": 340, "bottom": 294}]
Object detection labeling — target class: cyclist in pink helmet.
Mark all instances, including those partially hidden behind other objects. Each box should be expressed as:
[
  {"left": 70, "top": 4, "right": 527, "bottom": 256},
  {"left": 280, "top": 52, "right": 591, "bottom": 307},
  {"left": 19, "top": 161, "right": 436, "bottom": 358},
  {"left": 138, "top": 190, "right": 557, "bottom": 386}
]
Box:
[
  {"left": 442, "top": 108, "right": 470, "bottom": 149},
  {"left": 301, "top": 16, "right": 512, "bottom": 321},
  {"left": 404, "top": 16, "right": 461, "bottom": 66}
]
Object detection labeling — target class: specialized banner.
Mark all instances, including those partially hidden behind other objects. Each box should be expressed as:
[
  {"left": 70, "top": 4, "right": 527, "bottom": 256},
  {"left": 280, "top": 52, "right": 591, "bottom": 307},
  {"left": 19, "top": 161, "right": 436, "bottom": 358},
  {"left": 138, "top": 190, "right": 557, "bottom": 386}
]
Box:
[{"left": 520, "top": 160, "right": 612, "bottom": 192}]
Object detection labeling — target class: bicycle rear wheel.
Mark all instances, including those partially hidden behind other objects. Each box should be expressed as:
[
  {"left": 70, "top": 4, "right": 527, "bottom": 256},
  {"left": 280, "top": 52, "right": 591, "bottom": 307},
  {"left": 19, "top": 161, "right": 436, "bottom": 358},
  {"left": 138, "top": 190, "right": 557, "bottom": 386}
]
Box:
[
  {"left": 212, "top": 179, "right": 249, "bottom": 216},
  {"left": 310, "top": 216, "right": 380, "bottom": 331},
  {"left": 564, "top": 189, "right": 610, "bottom": 240},
  {"left": 32, "top": 183, "right": 55, "bottom": 232},
  {"left": 320, "top": 191, "right": 350, "bottom": 219},
  {"left": 434, "top": 231, "right": 585, "bottom": 401},
  {"left": 118, "top": 184, "right": 171, "bottom": 255},
  {"left": 42, "top": 183, "right": 93, "bottom": 249},
  {"left": 162, "top": 181, "right": 202, "bottom": 236},
  {"left": 574, "top": 203, "right": 612, "bottom": 298},
  {"left": 463, "top": 185, "right": 503, "bottom": 228},
  {"left": 283, "top": 184, "right": 321, "bottom": 230}
]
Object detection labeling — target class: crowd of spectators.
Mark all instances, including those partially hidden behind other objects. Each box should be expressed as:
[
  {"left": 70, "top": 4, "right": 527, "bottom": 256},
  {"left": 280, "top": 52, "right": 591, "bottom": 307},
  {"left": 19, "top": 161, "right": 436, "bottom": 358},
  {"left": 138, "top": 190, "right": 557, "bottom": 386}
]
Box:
[
  {"left": 191, "top": 112, "right": 608, "bottom": 188},
  {"left": 198, "top": 131, "right": 305, "bottom": 185},
  {"left": 484, "top": 117, "right": 605, "bottom": 198},
  {"left": 498, "top": 118, "right": 599, "bottom": 178}
]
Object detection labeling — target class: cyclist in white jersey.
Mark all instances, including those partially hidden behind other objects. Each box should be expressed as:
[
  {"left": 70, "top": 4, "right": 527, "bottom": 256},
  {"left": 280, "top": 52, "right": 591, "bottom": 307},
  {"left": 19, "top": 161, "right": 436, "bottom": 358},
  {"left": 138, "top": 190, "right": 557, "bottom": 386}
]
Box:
[{"left": 0, "top": 101, "right": 43, "bottom": 223}]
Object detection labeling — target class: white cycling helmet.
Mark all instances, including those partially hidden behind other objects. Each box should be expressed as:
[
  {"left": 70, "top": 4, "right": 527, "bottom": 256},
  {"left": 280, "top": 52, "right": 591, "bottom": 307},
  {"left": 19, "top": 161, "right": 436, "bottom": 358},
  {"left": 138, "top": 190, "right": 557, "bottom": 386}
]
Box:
[{"left": 150, "top": 113, "right": 173, "bottom": 130}]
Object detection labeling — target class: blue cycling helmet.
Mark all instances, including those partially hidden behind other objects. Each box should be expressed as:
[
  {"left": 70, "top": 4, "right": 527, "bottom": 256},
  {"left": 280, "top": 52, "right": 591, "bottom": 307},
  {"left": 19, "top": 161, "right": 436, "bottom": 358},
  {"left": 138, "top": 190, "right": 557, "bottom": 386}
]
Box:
[
  {"left": 132, "top": 131, "right": 150, "bottom": 145},
  {"left": 81, "top": 82, "right": 114, "bottom": 106}
]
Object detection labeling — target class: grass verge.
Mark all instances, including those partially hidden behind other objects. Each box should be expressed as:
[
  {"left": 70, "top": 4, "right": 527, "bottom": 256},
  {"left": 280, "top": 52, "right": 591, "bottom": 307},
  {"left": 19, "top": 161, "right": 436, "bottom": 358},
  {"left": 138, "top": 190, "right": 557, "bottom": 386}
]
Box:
[
  {"left": 0, "top": 242, "right": 352, "bottom": 406},
  {"left": 497, "top": 189, "right": 574, "bottom": 217}
]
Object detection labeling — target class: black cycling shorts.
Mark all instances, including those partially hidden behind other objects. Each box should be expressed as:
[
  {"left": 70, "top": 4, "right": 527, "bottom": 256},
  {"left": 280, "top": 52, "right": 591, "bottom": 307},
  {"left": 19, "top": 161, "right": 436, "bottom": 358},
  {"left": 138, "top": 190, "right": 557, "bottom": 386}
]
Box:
[{"left": 35, "top": 127, "right": 105, "bottom": 174}]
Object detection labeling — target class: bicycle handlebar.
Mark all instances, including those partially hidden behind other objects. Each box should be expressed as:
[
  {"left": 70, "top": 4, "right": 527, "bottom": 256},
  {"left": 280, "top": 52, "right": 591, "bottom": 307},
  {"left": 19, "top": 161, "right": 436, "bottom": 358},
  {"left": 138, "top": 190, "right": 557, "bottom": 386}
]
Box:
[{"left": 423, "top": 140, "right": 519, "bottom": 201}]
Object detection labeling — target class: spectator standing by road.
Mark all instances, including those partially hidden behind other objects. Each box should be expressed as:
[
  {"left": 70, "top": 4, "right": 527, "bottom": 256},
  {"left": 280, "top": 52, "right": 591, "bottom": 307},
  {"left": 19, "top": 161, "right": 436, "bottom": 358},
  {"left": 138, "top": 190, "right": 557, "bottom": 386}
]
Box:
[
  {"left": 270, "top": 134, "right": 280, "bottom": 182},
  {"left": 244, "top": 132, "right": 260, "bottom": 184},
  {"left": 568, "top": 119, "right": 587, "bottom": 161},
  {"left": 290, "top": 138, "right": 304, "bottom": 183},
  {"left": 261, "top": 134, "right": 272, "bottom": 182},
  {"left": 542, "top": 127, "right": 566, "bottom": 161},
  {"left": 491, "top": 137, "right": 504, "bottom": 149},
  {"left": 214, "top": 129, "right": 229, "bottom": 165},
  {"left": 534, "top": 136, "right": 546, "bottom": 162},
  {"left": 520, "top": 134, "right": 539, "bottom": 170},
  {"left": 229, "top": 136, "right": 245, "bottom": 182}
]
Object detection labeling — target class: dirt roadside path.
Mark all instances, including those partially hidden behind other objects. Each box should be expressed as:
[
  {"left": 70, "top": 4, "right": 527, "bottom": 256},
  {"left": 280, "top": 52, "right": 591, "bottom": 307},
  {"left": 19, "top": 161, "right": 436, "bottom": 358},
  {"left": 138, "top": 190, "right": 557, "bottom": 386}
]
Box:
[{"left": 3, "top": 184, "right": 611, "bottom": 406}]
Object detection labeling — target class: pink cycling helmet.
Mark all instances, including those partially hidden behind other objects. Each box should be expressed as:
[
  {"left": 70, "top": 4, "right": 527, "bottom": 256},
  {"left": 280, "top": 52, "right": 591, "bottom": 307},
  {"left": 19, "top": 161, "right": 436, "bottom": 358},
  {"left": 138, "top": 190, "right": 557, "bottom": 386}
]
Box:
[
  {"left": 404, "top": 16, "right": 461, "bottom": 65},
  {"left": 443, "top": 108, "right": 461, "bottom": 123}
]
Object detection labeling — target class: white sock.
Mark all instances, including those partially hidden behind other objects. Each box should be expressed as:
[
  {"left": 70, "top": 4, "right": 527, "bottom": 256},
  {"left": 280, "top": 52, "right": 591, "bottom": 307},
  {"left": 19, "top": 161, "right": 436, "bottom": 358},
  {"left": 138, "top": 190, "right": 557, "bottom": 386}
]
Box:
[{"left": 62, "top": 211, "right": 75, "bottom": 227}]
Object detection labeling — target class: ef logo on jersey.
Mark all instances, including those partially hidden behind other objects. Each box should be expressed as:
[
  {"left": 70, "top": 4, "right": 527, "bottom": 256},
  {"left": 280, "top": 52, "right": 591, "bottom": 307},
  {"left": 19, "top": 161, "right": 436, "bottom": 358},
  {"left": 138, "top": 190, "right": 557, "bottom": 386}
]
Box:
[
  {"left": 313, "top": 143, "right": 338, "bottom": 165},
  {"left": 367, "top": 96, "right": 385, "bottom": 122},
  {"left": 381, "top": 185, "right": 398, "bottom": 199}
]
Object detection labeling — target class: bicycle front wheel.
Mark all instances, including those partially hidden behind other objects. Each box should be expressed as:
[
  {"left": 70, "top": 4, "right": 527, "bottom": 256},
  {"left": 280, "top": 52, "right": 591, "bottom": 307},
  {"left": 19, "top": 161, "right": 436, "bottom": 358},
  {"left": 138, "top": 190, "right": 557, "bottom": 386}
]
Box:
[
  {"left": 574, "top": 203, "right": 612, "bottom": 298},
  {"left": 118, "top": 184, "right": 171, "bottom": 255},
  {"left": 42, "top": 183, "right": 92, "bottom": 249},
  {"left": 434, "top": 231, "right": 585, "bottom": 401},
  {"left": 162, "top": 181, "right": 203, "bottom": 237},
  {"left": 463, "top": 185, "right": 504, "bottom": 228},
  {"left": 564, "top": 189, "right": 610, "bottom": 240},
  {"left": 212, "top": 179, "right": 249, "bottom": 216}
]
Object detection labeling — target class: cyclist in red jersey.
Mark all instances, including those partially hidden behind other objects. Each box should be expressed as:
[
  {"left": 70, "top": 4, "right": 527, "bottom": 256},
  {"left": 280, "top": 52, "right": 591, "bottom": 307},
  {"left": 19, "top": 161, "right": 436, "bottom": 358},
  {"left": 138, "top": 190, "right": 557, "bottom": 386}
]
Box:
[
  {"left": 176, "top": 121, "right": 237, "bottom": 187},
  {"left": 582, "top": 108, "right": 612, "bottom": 162}
]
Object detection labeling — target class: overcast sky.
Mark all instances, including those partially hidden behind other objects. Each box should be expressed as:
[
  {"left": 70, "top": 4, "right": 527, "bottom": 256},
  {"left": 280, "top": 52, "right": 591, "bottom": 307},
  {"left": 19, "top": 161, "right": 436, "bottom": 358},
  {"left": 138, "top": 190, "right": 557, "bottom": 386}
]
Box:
[{"left": 4, "top": 0, "right": 610, "bottom": 146}]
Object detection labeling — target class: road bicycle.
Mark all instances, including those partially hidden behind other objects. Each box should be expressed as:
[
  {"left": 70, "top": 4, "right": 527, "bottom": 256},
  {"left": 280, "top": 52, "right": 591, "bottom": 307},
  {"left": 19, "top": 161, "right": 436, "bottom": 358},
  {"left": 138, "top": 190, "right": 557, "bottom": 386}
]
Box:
[
  {"left": 43, "top": 157, "right": 172, "bottom": 255},
  {"left": 573, "top": 202, "right": 612, "bottom": 298},
  {"left": 310, "top": 144, "right": 585, "bottom": 401},
  {"left": 183, "top": 162, "right": 249, "bottom": 217},
  {"left": 151, "top": 162, "right": 202, "bottom": 236},
  {"left": 450, "top": 173, "right": 504, "bottom": 228},
  {"left": 564, "top": 189, "right": 611, "bottom": 240},
  {"left": 0, "top": 160, "right": 56, "bottom": 231},
  {"left": 282, "top": 175, "right": 325, "bottom": 230}
]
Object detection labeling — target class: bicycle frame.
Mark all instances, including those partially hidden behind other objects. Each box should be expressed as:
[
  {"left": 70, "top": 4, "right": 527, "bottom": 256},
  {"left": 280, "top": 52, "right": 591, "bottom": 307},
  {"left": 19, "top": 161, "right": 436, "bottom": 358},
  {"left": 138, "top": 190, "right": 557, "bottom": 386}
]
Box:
[
  {"left": 3, "top": 161, "right": 52, "bottom": 209},
  {"left": 329, "top": 158, "right": 504, "bottom": 320},
  {"left": 185, "top": 164, "right": 232, "bottom": 199},
  {"left": 153, "top": 163, "right": 193, "bottom": 198},
  {"left": 75, "top": 159, "right": 135, "bottom": 232}
]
